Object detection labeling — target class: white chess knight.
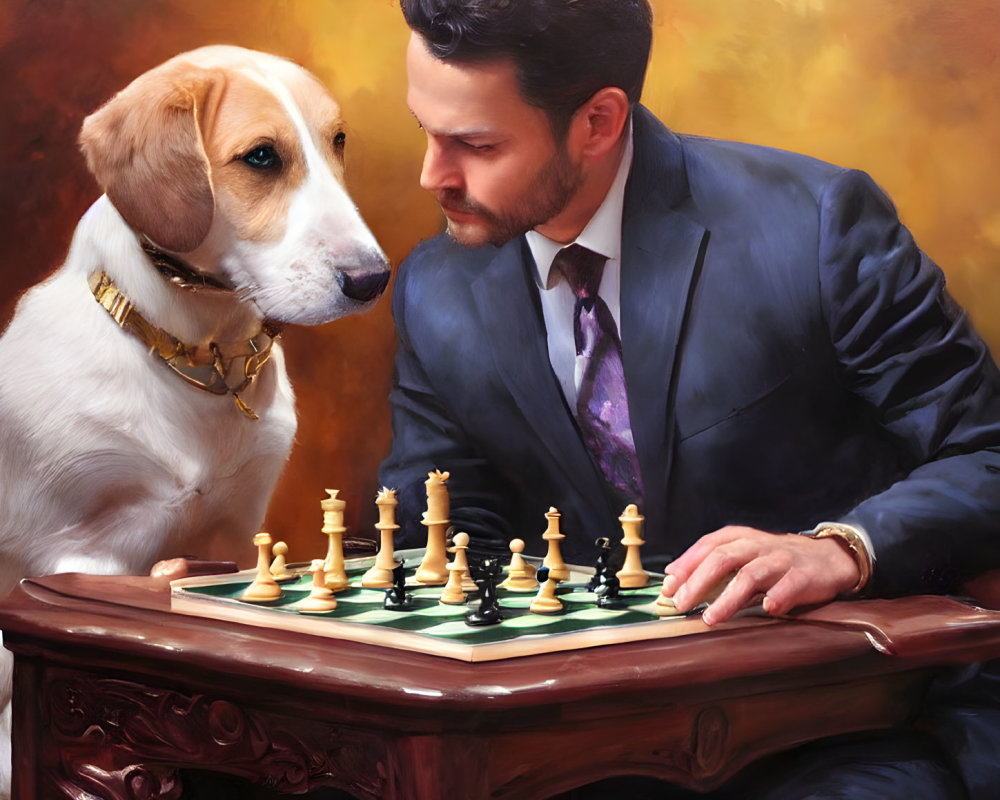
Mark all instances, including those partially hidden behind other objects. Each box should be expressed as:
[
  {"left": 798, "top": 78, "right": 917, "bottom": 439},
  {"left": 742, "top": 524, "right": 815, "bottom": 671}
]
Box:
[{"left": 0, "top": 45, "right": 389, "bottom": 797}]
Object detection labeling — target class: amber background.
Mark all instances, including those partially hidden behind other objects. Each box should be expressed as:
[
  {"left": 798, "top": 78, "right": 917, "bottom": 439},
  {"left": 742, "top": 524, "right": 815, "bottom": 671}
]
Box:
[{"left": 2, "top": 0, "right": 998, "bottom": 568}]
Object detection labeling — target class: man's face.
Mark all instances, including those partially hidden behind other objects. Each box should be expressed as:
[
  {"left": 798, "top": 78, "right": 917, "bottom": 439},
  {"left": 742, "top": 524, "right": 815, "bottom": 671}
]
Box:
[{"left": 406, "top": 33, "right": 582, "bottom": 248}]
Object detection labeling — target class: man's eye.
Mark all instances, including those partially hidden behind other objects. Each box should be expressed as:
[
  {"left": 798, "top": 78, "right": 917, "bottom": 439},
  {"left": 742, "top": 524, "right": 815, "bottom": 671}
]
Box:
[
  {"left": 461, "top": 141, "right": 496, "bottom": 153},
  {"left": 242, "top": 145, "right": 281, "bottom": 170}
]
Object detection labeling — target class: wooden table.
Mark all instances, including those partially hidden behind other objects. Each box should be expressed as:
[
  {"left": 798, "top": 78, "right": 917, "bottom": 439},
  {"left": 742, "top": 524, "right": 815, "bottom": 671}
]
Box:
[{"left": 4, "top": 572, "right": 1000, "bottom": 799}]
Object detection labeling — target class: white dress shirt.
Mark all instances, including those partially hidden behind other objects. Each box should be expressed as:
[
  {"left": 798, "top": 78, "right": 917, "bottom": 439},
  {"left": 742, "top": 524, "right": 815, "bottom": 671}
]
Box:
[{"left": 526, "top": 123, "right": 634, "bottom": 410}]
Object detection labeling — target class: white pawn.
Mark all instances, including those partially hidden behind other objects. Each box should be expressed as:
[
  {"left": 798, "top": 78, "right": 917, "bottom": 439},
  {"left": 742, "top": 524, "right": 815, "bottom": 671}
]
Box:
[
  {"left": 499, "top": 539, "right": 539, "bottom": 592},
  {"left": 652, "top": 575, "right": 681, "bottom": 617},
  {"left": 298, "top": 559, "right": 338, "bottom": 614},
  {"left": 458, "top": 539, "right": 479, "bottom": 593},
  {"left": 529, "top": 566, "right": 563, "bottom": 614},
  {"left": 269, "top": 541, "right": 293, "bottom": 581},
  {"left": 242, "top": 532, "right": 282, "bottom": 603},
  {"left": 439, "top": 533, "right": 471, "bottom": 605}
]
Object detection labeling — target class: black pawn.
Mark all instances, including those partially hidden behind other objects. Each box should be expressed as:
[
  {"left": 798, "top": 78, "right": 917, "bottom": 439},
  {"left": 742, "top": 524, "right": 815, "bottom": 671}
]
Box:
[
  {"left": 587, "top": 537, "right": 613, "bottom": 592},
  {"left": 384, "top": 561, "right": 414, "bottom": 611},
  {"left": 465, "top": 558, "right": 503, "bottom": 626},
  {"left": 596, "top": 575, "right": 625, "bottom": 609}
]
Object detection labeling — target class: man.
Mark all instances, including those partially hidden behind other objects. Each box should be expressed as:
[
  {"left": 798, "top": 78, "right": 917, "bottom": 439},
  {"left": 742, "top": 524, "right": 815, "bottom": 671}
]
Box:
[{"left": 380, "top": 1, "right": 1000, "bottom": 796}]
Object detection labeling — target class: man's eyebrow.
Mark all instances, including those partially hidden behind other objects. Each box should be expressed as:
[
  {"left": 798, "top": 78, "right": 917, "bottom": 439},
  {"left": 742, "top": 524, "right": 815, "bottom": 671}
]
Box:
[{"left": 407, "top": 108, "right": 500, "bottom": 140}]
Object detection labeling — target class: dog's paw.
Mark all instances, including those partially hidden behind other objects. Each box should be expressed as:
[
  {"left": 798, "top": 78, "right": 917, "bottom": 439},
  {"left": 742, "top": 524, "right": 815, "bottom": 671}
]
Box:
[
  {"left": 150, "top": 557, "right": 192, "bottom": 580},
  {"left": 150, "top": 557, "right": 239, "bottom": 581}
]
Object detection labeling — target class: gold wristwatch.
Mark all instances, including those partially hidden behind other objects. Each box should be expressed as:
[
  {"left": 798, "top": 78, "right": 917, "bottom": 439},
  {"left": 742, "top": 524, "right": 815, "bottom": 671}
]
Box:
[{"left": 806, "top": 523, "right": 872, "bottom": 595}]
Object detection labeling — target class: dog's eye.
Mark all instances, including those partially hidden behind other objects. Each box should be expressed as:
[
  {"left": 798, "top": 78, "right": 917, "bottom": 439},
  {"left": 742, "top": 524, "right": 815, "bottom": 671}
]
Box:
[
  {"left": 242, "top": 145, "right": 281, "bottom": 170},
  {"left": 334, "top": 132, "right": 346, "bottom": 151}
]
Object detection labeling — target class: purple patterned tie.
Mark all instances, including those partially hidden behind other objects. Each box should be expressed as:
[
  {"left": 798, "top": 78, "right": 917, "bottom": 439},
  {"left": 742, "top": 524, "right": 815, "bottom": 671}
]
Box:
[{"left": 553, "top": 244, "right": 644, "bottom": 505}]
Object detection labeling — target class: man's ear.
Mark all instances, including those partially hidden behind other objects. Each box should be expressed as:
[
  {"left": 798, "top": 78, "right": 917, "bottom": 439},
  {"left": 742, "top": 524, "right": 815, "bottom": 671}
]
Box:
[
  {"left": 78, "top": 59, "right": 224, "bottom": 253},
  {"left": 567, "top": 87, "right": 631, "bottom": 163}
]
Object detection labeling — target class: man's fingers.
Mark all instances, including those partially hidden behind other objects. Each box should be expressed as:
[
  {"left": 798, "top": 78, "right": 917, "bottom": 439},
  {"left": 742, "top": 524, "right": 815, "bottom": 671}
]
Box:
[
  {"left": 672, "top": 538, "right": 765, "bottom": 611},
  {"left": 763, "top": 562, "right": 844, "bottom": 616},
  {"left": 701, "top": 553, "right": 789, "bottom": 625}
]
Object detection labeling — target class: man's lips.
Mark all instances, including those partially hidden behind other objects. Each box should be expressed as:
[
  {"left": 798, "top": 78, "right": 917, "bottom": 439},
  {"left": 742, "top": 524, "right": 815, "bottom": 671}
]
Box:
[
  {"left": 440, "top": 204, "right": 477, "bottom": 220},
  {"left": 437, "top": 196, "right": 483, "bottom": 222}
]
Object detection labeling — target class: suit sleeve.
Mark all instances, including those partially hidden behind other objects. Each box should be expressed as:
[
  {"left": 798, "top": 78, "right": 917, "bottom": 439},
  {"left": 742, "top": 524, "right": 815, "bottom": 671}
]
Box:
[
  {"left": 818, "top": 169, "right": 1000, "bottom": 596},
  {"left": 377, "top": 250, "right": 514, "bottom": 559}
]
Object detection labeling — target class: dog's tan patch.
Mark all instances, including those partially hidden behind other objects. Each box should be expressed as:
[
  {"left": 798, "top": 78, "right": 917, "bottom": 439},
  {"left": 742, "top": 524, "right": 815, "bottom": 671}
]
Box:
[
  {"left": 202, "top": 74, "right": 310, "bottom": 244},
  {"left": 286, "top": 72, "right": 349, "bottom": 181}
]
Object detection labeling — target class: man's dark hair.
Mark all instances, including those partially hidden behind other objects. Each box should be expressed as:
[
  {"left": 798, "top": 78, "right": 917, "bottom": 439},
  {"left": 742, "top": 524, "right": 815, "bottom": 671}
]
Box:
[{"left": 401, "top": 0, "right": 653, "bottom": 137}]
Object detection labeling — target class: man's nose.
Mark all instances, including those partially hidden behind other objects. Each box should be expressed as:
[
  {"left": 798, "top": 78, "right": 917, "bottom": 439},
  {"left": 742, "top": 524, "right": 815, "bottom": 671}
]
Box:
[{"left": 419, "top": 140, "right": 459, "bottom": 193}]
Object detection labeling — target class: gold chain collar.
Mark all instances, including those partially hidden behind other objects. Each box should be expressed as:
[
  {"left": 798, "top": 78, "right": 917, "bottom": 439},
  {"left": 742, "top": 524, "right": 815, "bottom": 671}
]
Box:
[
  {"left": 141, "top": 240, "right": 232, "bottom": 291},
  {"left": 88, "top": 270, "right": 277, "bottom": 420}
]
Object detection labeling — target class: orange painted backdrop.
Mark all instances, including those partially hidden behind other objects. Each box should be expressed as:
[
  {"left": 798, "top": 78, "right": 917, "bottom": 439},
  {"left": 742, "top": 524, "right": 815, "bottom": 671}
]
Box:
[{"left": 2, "top": 0, "right": 998, "bottom": 568}]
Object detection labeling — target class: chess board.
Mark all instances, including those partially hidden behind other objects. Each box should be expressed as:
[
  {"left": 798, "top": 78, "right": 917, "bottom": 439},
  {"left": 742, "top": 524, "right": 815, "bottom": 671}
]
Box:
[{"left": 170, "top": 550, "right": 769, "bottom": 662}]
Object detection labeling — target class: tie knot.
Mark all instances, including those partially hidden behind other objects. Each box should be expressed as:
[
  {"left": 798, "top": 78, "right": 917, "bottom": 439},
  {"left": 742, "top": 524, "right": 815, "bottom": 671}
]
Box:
[{"left": 553, "top": 244, "right": 607, "bottom": 300}]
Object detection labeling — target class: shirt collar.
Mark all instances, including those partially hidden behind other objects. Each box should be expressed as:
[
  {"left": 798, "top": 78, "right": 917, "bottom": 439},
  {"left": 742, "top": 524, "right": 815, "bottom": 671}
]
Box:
[{"left": 527, "top": 117, "right": 634, "bottom": 290}]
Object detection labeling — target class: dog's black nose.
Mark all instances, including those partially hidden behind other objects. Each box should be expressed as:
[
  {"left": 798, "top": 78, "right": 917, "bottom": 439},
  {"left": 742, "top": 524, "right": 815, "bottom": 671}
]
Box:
[
  {"left": 337, "top": 265, "right": 390, "bottom": 302},
  {"left": 337, "top": 253, "right": 389, "bottom": 303}
]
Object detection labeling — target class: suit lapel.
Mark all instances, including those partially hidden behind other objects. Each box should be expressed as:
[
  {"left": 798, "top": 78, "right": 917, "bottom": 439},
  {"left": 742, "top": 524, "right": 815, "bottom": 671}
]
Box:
[
  {"left": 621, "top": 210, "right": 708, "bottom": 532},
  {"left": 620, "top": 109, "right": 709, "bottom": 534},
  {"left": 470, "top": 240, "right": 610, "bottom": 517}
]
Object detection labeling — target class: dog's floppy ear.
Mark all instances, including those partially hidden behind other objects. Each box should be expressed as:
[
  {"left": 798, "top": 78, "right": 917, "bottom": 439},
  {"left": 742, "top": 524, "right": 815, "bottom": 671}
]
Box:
[{"left": 79, "top": 59, "right": 224, "bottom": 253}]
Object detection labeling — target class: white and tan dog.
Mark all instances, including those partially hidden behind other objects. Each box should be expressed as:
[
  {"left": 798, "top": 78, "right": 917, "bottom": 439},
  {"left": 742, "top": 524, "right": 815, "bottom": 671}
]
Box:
[{"left": 0, "top": 45, "right": 389, "bottom": 797}]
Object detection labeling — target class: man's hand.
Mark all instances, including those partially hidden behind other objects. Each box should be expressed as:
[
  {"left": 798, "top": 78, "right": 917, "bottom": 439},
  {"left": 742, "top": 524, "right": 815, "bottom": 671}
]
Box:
[{"left": 661, "top": 526, "right": 861, "bottom": 626}]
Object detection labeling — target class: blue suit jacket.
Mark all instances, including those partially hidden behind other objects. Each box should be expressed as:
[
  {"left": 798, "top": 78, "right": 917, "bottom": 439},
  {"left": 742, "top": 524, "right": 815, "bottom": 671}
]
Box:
[{"left": 379, "top": 105, "right": 1000, "bottom": 596}]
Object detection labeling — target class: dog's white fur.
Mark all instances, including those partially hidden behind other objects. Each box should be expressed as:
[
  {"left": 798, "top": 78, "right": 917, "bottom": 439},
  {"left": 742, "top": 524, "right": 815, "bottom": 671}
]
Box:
[{"left": 0, "top": 45, "right": 388, "bottom": 797}]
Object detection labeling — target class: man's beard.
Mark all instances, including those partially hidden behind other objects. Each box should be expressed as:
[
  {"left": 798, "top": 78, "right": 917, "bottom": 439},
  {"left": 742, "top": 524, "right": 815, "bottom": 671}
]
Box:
[{"left": 437, "top": 147, "right": 583, "bottom": 248}]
